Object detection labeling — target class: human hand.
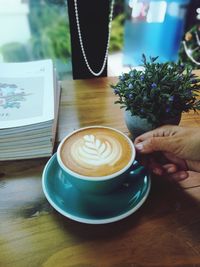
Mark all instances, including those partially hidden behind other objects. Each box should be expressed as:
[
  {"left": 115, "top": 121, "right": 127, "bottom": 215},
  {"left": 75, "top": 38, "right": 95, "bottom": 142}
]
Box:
[{"left": 134, "top": 125, "right": 200, "bottom": 181}]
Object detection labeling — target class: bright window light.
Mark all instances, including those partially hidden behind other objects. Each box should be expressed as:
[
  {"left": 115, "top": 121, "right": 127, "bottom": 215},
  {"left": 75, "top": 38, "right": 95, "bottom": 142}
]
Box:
[{"left": 147, "top": 1, "right": 167, "bottom": 23}]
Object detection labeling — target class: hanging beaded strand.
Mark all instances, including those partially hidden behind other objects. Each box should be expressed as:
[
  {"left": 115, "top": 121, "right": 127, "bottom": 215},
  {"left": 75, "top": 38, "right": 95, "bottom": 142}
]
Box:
[{"left": 74, "top": 0, "right": 115, "bottom": 76}]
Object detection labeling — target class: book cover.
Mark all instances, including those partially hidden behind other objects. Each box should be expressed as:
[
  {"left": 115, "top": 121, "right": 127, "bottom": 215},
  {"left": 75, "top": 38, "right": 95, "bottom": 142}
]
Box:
[{"left": 0, "top": 59, "right": 54, "bottom": 129}]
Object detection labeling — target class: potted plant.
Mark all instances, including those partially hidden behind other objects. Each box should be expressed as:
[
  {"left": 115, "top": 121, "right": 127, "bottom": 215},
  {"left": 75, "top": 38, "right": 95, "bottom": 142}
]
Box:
[{"left": 111, "top": 55, "right": 200, "bottom": 139}]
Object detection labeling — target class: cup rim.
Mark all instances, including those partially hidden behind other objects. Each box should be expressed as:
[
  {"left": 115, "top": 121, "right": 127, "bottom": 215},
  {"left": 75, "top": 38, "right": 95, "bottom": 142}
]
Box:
[{"left": 57, "top": 126, "right": 136, "bottom": 181}]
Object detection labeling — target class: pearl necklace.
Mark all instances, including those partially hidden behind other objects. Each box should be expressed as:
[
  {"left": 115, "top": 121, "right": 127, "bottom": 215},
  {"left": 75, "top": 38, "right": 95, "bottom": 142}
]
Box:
[
  {"left": 182, "top": 31, "right": 200, "bottom": 66},
  {"left": 74, "top": 0, "right": 115, "bottom": 76}
]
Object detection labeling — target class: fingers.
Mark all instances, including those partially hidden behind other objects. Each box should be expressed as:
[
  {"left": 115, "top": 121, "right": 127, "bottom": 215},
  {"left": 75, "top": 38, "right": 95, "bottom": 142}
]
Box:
[
  {"left": 152, "top": 162, "right": 189, "bottom": 181},
  {"left": 134, "top": 125, "right": 190, "bottom": 181},
  {"left": 186, "top": 160, "right": 200, "bottom": 173},
  {"left": 163, "top": 152, "right": 188, "bottom": 171},
  {"left": 134, "top": 125, "right": 179, "bottom": 154},
  {"left": 134, "top": 125, "right": 178, "bottom": 143},
  {"left": 162, "top": 163, "right": 189, "bottom": 180},
  {"left": 162, "top": 163, "right": 178, "bottom": 174},
  {"left": 148, "top": 157, "right": 164, "bottom": 176},
  {"left": 137, "top": 153, "right": 178, "bottom": 176},
  {"left": 136, "top": 153, "right": 188, "bottom": 181},
  {"left": 152, "top": 163, "right": 189, "bottom": 181},
  {"left": 136, "top": 154, "right": 164, "bottom": 175},
  {"left": 135, "top": 136, "right": 172, "bottom": 154},
  {"left": 167, "top": 171, "right": 189, "bottom": 181}
]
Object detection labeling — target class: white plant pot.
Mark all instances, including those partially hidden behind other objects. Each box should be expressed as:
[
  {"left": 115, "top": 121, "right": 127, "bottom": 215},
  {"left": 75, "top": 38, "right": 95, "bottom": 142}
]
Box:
[{"left": 124, "top": 110, "right": 181, "bottom": 140}]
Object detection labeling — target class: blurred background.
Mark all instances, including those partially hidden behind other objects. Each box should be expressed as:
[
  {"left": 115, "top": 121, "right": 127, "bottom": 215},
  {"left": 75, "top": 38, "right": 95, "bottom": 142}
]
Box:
[{"left": 0, "top": 0, "right": 199, "bottom": 79}]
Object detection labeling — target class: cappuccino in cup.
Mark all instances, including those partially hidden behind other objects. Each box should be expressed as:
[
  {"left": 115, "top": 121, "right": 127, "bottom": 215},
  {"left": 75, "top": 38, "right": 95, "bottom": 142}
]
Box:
[{"left": 57, "top": 126, "right": 135, "bottom": 194}]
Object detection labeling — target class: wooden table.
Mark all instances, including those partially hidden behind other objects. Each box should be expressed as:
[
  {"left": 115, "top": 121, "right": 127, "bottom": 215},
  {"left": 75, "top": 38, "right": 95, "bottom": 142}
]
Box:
[{"left": 1, "top": 74, "right": 200, "bottom": 267}]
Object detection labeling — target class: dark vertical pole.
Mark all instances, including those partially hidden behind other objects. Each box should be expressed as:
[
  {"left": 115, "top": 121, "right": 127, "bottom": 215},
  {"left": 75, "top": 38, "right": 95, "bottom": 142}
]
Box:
[
  {"left": 67, "top": 0, "right": 109, "bottom": 79},
  {"left": 185, "top": 0, "right": 199, "bottom": 31}
]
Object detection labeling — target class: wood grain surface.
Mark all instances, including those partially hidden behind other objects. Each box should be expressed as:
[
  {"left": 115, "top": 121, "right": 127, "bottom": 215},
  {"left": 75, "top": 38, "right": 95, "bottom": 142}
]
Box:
[{"left": 1, "top": 73, "right": 200, "bottom": 267}]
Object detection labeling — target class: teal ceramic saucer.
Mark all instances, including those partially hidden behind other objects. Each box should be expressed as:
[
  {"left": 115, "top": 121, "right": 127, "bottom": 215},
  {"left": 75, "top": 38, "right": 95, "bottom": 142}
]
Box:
[{"left": 42, "top": 154, "right": 151, "bottom": 224}]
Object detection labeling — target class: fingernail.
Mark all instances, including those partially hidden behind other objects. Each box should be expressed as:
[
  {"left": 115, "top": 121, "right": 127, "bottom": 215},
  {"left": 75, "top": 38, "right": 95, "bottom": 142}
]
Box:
[
  {"left": 135, "top": 143, "right": 143, "bottom": 151},
  {"left": 179, "top": 172, "right": 188, "bottom": 180},
  {"left": 153, "top": 168, "right": 162, "bottom": 175},
  {"left": 167, "top": 167, "right": 175, "bottom": 174},
  {"left": 174, "top": 172, "right": 188, "bottom": 181}
]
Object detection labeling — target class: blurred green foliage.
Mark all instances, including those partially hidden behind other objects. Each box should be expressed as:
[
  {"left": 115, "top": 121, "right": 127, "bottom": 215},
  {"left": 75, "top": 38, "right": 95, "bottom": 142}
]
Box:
[
  {"left": 29, "top": 1, "right": 71, "bottom": 62},
  {"left": 110, "top": 0, "right": 125, "bottom": 52},
  {"left": 0, "top": 42, "right": 29, "bottom": 62},
  {"left": 0, "top": 0, "right": 125, "bottom": 76},
  {"left": 28, "top": 0, "right": 125, "bottom": 60},
  {"left": 110, "top": 13, "right": 125, "bottom": 52}
]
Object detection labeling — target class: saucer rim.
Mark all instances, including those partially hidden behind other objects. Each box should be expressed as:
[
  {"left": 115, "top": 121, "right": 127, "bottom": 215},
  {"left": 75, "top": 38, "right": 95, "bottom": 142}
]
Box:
[{"left": 42, "top": 154, "right": 151, "bottom": 224}]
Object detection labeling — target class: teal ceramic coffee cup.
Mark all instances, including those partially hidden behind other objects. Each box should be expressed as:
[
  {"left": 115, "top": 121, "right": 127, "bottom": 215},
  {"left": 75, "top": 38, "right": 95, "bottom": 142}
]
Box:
[{"left": 57, "top": 126, "right": 136, "bottom": 194}]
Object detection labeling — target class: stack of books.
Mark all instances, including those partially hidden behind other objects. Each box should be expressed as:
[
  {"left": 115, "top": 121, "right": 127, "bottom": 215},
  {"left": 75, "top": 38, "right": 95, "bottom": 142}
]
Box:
[{"left": 0, "top": 59, "right": 61, "bottom": 160}]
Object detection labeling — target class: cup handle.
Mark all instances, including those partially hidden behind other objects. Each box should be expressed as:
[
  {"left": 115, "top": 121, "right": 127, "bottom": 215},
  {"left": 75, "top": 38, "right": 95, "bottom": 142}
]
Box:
[{"left": 131, "top": 160, "right": 147, "bottom": 176}]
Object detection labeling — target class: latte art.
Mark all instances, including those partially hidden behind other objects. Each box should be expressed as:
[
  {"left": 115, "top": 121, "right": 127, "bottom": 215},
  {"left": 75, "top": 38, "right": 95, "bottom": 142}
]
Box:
[
  {"left": 60, "top": 127, "right": 133, "bottom": 177},
  {"left": 74, "top": 134, "right": 122, "bottom": 167}
]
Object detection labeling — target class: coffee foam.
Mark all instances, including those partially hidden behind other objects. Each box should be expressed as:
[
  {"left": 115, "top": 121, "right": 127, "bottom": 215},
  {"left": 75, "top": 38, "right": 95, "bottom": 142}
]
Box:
[
  {"left": 60, "top": 127, "right": 133, "bottom": 177},
  {"left": 72, "top": 134, "right": 122, "bottom": 167}
]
